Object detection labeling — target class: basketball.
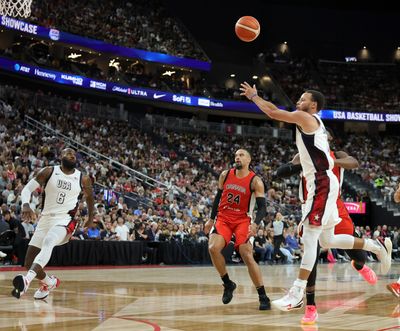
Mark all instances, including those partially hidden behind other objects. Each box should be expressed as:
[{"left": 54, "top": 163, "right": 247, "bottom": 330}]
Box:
[{"left": 235, "top": 16, "right": 260, "bottom": 42}]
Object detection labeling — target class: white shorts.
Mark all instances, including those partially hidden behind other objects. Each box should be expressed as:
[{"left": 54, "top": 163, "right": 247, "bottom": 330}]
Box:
[
  {"left": 302, "top": 170, "right": 341, "bottom": 229},
  {"left": 29, "top": 214, "right": 75, "bottom": 249}
]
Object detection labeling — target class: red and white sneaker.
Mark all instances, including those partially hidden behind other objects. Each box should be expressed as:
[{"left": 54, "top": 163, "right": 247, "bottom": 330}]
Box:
[
  {"left": 11, "top": 274, "right": 30, "bottom": 299},
  {"left": 272, "top": 286, "right": 304, "bottom": 312},
  {"left": 387, "top": 282, "right": 400, "bottom": 298},
  {"left": 375, "top": 238, "right": 392, "bottom": 275},
  {"left": 301, "top": 305, "right": 318, "bottom": 325},
  {"left": 34, "top": 276, "right": 61, "bottom": 300},
  {"left": 351, "top": 261, "right": 377, "bottom": 285}
]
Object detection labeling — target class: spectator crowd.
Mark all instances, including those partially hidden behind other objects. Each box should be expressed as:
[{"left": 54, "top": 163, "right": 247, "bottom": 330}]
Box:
[
  {"left": 267, "top": 57, "right": 400, "bottom": 113},
  {"left": 28, "top": 0, "right": 208, "bottom": 61},
  {"left": 0, "top": 82, "right": 399, "bottom": 266}
]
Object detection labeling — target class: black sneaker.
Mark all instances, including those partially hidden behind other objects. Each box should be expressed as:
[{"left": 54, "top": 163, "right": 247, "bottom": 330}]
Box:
[
  {"left": 222, "top": 281, "right": 237, "bottom": 304},
  {"left": 259, "top": 294, "right": 271, "bottom": 310},
  {"left": 11, "top": 274, "right": 28, "bottom": 299}
]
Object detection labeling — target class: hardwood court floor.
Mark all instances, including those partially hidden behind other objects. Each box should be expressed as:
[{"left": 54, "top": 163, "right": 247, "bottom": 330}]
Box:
[{"left": 0, "top": 262, "right": 399, "bottom": 331}]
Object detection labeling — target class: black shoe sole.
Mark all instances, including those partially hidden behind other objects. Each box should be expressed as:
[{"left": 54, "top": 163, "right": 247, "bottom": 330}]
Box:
[{"left": 11, "top": 275, "right": 25, "bottom": 299}]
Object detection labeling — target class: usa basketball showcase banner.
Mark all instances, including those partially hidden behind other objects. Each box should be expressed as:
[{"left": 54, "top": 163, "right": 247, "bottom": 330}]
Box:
[
  {"left": 0, "top": 16, "right": 211, "bottom": 71},
  {"left": 319, "top": 110, "right": 400, "bottom": 123}
]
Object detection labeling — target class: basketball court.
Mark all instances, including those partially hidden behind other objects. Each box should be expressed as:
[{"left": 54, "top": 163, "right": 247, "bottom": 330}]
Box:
[{"left": 0, "top": 262, "right": 399, "bottom": 330}]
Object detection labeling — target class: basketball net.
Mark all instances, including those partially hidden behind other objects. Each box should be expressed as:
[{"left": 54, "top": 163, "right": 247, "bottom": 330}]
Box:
[{"left": 0, "top": 0, "right": 32, "bottom": 18}]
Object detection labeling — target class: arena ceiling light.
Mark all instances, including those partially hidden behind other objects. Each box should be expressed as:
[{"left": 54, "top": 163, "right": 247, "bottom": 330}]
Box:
[
  {"left": 68, "top": 53, "right": 81, "bottom": 59},
  {"left": 109, "top": 59, "right": 121, "bottom": 70},
  {"left": 261, "top": 75, "right": 271, "bottom": 82},
  {"left": 162, "top": 70, "right": 176, "bottom": 76}
]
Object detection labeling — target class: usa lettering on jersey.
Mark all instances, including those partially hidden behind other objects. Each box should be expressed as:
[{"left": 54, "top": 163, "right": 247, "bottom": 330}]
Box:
[{"left": 57, "top": 179, "right": 72, "bottom": 191}]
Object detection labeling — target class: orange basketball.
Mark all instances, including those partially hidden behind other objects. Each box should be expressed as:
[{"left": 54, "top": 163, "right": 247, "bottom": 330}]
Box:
[{"left": 235, "top": 16, "right": 260, "bottom": 42}]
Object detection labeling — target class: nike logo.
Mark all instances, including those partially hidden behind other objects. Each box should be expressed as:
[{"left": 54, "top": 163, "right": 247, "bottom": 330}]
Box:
[{"left": 153, "top": 93, "right": 166, "bottom": 99}]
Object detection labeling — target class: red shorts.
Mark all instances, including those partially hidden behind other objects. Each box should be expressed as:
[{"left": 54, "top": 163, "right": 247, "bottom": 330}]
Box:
[
  {"left": 213, "top": 215, "right": 250, "bottom": 249},
  {"left": 334, "top": 199, "right": 354, "bottom": 235}
]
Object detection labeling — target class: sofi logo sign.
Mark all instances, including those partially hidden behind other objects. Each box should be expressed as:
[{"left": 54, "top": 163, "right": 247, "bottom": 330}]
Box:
[
  {"left": 344, "top": 202, "right": 366, "bottom": 214},
  {"left": 173, "top": 95, "right": 191, "bottom": 105}
]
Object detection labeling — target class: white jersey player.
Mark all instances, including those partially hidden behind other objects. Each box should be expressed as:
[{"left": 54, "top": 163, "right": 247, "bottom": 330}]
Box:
[
  {"left": 12, "top": 148, "right": 94, "bottom": 300},
  {"left": 295, "top": 113, "right": 339, "bottom": 229},
  {"left": 240, "top": 82, "right": 392, "bottom": 314},
  {"left": 387, "top": 183, "right": 400, "bottom": 298}
]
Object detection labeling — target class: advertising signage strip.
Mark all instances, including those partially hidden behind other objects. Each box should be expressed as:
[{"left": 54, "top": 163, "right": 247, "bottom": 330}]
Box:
[
  {"left": 0, "top": 15, "right": 211, "bottom": 71},
  {"left": 319, "top": 109, "right": 400, "bottom": 123},
  {"left": 2, "top": 58, "right": 260, "bottom": 112},
  {"left": 2, "top": 57, "right": 400, "bottom": 121}
]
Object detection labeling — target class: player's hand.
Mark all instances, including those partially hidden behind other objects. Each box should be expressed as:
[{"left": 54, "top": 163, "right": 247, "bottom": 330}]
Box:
[
  {"left": 239, "top": 82, "right": 257, "bottom": 100},
  {"left": 204, "top": 219, "right": 214, "bottom": 235},
  {"left": 248, "top": 223, "right": 258, "bottom": 237},
  {"left": 21, "top": 203, "right": 35, "bottom": 221}
]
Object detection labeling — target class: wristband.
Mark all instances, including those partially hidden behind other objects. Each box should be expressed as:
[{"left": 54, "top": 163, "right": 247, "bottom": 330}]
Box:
[{"left": 250, "top": 92, "right": 258, "bottom": 100}]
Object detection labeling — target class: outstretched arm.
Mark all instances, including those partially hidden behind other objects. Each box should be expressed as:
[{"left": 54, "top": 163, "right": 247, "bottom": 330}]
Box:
[{"left": 240, "top": 82, "right": 318, "bottom": 132}]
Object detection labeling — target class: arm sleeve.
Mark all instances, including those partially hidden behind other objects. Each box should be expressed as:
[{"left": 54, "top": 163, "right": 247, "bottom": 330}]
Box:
[
  {"left": 275, "top": 163, "right": 302, "bottom": 178},
  {"left": 21, "top": 179, "right": 41, "bottom": 205},
  {"left": 210, "top": 189, "right": 223, "bottom": 220},
  {"left": 254, "top": 197, "right": 267, "bottom": 225}
]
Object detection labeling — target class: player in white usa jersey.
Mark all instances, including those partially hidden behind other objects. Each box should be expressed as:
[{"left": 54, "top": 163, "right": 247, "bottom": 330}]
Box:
[
  {"left": 386, "top": 183, "right": 400, "bottom": 298},
  {"left": 240, "top": 82, "right": 392, "bottom": 314},
  {"left": 11, "top": 148, "right": 94, "bottom": 300}
]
